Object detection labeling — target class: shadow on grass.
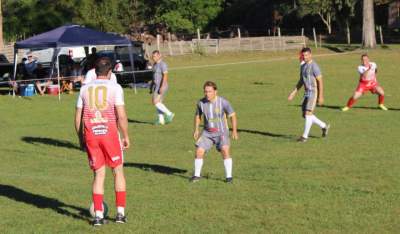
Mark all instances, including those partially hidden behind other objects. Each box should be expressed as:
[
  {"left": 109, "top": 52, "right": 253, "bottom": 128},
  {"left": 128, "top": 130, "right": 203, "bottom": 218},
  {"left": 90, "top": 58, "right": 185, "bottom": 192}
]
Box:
[
  {"left": 0, "top": 184, "right": 90, "bottom": 222},
  {"left": 322, "top": 44, "right": 360, "bottom": 53},
  {"left": 21, "top": 136, "right": 81, "bottom": 150},
  {"left": 124, "top": 162, "right": 187, "bottom": 175},
  {"left": 128, "top": 119, "right": 153, "bottom": 125},
  {"left": 231, "top": 128, "right": 294, "bottom": 140}
]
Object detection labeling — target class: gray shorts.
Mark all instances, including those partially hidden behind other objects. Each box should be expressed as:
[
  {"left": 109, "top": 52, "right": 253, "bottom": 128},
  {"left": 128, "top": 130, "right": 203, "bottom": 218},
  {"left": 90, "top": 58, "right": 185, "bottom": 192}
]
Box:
[
  {"left": 195, "top": 131, "right": 230, "bottom": 152},
  {"left": 152, "top": 84, "right": 168, "bottom": 102},
  {"left": 302, "top": 92, "right": 317, "bottom": 112}
]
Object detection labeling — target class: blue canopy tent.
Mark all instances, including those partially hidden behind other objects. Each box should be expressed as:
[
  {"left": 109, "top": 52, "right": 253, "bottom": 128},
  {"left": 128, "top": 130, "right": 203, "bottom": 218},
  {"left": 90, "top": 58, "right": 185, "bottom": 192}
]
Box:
[{"left": 13, "top": 25, "right": 136, "bottom": 99}]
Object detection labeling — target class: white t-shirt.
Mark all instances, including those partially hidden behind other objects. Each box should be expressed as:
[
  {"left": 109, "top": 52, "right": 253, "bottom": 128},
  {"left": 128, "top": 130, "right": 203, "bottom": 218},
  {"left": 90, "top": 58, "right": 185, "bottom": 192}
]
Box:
[
  {"left": 358, "top": 62, "right": 377, "bottom": 82},
  {"left": 83, "top": 68, "right": 117, "bottom": 85}
]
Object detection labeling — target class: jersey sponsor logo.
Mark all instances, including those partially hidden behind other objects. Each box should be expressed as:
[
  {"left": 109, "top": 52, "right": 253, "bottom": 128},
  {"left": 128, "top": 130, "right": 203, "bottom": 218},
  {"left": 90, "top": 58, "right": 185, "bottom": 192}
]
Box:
[{"left": 91, "top": 124, "right": 109, "bottom": 136}]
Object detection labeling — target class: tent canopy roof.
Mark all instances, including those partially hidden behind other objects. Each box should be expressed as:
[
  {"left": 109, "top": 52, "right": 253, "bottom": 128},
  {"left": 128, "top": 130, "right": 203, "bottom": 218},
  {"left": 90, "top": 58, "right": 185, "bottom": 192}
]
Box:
[{"left": 15, "top": 25, "right": 131, "bottom": 49}]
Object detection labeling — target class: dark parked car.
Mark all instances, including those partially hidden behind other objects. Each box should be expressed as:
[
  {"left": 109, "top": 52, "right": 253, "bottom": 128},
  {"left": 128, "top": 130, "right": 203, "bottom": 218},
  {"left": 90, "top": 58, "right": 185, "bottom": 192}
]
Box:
[
  {"left": 80, "top": 41, "right": 153, "bottom": 85},
  {"left": 0, "top": 54, "right": 14, "bottom": 87}
]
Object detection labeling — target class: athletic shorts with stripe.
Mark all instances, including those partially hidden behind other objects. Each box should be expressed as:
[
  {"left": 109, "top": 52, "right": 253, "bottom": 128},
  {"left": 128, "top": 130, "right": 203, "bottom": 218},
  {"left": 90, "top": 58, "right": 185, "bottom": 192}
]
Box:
[{"left": 196, "top": 131, "right": 230, "bottom": 152}]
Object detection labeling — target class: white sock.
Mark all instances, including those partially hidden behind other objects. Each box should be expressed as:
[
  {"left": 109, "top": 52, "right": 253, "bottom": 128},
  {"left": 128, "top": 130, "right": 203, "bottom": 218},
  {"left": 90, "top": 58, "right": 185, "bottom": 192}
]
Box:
[
  {"left": 95, "top": 210, "right": 104, "bottom": 219},
  {"left": 117, "top": 206, "right": 125, "bottom": 216},
  {"left": 194, "top": 158, "right": 203, "bottom": 177},
  {"left": 155, "top": 102, "right": 172, "bottom": 116},
  {"left": 224, "top": 158, "right": 233, "bottom": 178},
  {"left": 302, "top": 115, "right": 313, "bottom": 138},
  {"left": 311, "top": 115, "right": 326, "bottom": 129},
  {"left": 158, "top": 114, "right": 165, "bottom": 124}
]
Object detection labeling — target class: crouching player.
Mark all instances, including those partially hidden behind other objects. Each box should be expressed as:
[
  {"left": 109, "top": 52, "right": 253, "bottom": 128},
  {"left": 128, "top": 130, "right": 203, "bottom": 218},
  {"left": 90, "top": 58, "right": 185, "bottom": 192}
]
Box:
[
  {"left": 191, "top": 81, "right": 238, "bottom": 183},
  {"left": 75, "top": 57, "right": 130, "bottom": 226},
  {"left": 342, "top": 54, "right": 388, "bottom": 111}
]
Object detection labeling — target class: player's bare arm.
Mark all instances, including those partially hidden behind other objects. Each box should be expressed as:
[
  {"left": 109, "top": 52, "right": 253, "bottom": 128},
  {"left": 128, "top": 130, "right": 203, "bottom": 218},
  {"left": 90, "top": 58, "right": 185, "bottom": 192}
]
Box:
[
  {"left": 288, "top": 79, "right": 303, "bottom": 101},
  {"left": 116, "top": 105, "right": 130, "bottom": 149},
  {"left": 193, "top": 114, "right": 201, "bottom": 140},
  {"left": 74, "top": 107, "right": 84, "bottom": 149},
  {"left": 316, "top": 75, "right": 324, "bottom": 105},
  {"left": 229, "top": 113, "right": 238, "bottom": 140}
]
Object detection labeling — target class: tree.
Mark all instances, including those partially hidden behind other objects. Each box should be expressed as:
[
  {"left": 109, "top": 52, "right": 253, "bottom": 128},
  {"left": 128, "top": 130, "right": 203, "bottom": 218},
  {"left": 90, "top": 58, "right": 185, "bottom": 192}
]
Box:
[
  {"left": 362, "top": 0, "right": 376, "bottom": 48},
  {"left": 334, "top": 0, "right": 358, "bottom": 44},
  {"left": 298, "top": 0, "right": 335, "bottom": 34},
  {"left": 0, "top": 0, "right": 4, "bottom": 50}
]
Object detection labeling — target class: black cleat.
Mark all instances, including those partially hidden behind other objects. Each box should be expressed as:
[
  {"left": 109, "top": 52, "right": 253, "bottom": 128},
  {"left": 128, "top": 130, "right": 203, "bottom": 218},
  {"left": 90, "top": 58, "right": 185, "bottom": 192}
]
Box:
[
  {"left": 115, "top": 213, "right": 127, "bottom": 224},
  {"left": 225, "top": 177, "right": 233, "bottom": 183},
  {"left": 189, "top": 176, "right": 201, "bottom": 183},
  {"left": 92, "top": 216, "right": 105, "bottom": 226},
  {"left": 322, "top": 124, "right": 330, "bottom": 137},
  {"left": 297, "top": 136, "right": 307, "bottom": 142}
]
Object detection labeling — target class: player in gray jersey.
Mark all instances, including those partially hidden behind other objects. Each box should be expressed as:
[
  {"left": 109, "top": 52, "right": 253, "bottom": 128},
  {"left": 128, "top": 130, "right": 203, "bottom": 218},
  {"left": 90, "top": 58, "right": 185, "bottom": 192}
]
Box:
[
  {"left": 150, "top": 50, "right": 174, "bottom": 125},
  {"left": 288, "top": 47, "right": 330, "bottom": 142},
  {"left": 191, "top": 81, "right": 238, "bottom": 183}
]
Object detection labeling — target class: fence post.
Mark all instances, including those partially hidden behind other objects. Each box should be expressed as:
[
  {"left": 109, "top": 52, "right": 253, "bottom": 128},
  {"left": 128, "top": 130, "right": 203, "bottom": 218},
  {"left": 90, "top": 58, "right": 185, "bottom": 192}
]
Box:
[
  {"left": 278, "top": 27, "right": 282, "bottom": 50},
  {"left": 312, "top": 28, "right": 318, "bottom": 48},
  {"left": 168, "top": 32, "right": 173, "bottom": 56},
  {"left": 379, "top": 26, "right": 384, "bottom": 45},
  {"left": 197, "top": 28, "right": 201, "bottom": 41},
  {"left": 301, "top": 28, "right": 304, "bottom": 37},
  {"left": 156, "top": 34, "right": 161, "bottom": 51},
  {"left": 268, "top": 28, "right": 271, "bottom": 36},
  {"left": 319, "top": 34, "right": 322, "bottom": 48},
  {"left": 215, "top": 40, "right": 219, "bottom": 54},
  {"left": 347, "top": 25, "right": 351, "bottom": 45},
  {"left": 179, "top": 40, "right": 183, "bottom": 55},
  {"left": 237, "top": 28, "right": 241, "bottom": 51}
]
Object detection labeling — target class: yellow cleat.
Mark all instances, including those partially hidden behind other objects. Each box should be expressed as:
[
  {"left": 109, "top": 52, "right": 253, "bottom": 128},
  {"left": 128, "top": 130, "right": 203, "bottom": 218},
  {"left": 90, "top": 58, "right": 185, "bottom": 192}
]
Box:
[
  {"left": 341, "top": 106, "right": 350, "bottom": 112},
  {"left": 379, "top": 104, "right": 388, "bottom": 111}
]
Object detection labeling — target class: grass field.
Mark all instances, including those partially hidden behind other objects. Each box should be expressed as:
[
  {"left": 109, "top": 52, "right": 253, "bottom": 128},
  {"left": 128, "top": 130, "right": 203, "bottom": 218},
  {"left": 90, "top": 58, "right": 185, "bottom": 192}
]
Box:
[{"left": 1, "top": 46, "right": 400, "bottom": 233}]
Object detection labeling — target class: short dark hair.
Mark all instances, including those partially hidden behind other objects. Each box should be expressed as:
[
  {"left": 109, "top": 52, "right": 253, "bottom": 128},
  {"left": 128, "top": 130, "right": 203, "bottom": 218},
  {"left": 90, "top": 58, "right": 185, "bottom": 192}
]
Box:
[
  {"left": 152, "top": 50, "right": 160, "bottom": 55},
  {"left": 301, "top": 47, "right": 312, "bottom": 54},
  {"left": 361, "top": 54, "right": 368, "bottom": 59},
  {"left": 203, "top": 81, "right": 217, "bottom": 90},
  {"left": 95, "top": 57, "right": 112, "bottom": 76}
]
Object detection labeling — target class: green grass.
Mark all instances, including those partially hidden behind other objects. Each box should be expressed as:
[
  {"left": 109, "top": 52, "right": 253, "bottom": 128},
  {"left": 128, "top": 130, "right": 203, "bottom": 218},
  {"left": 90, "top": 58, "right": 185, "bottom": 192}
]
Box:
[{"left": 1, "top": 46, "right": 400, "bottom": 233}]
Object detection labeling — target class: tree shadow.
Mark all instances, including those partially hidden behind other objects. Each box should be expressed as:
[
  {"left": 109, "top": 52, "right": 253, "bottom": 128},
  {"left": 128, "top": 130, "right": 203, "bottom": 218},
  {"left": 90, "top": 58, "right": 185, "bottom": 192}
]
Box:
[
  {"left": 128, "top": 119, "right": 153, "bottom": 125},
  {"left": 0, "top": 184, "right": 90, "bottom": 222},
  {"left": 21, "top": 136, "right": 81, "bottom": 150},
  {"left": 322, "top": 44, "right": 360, "bottom": 53}
]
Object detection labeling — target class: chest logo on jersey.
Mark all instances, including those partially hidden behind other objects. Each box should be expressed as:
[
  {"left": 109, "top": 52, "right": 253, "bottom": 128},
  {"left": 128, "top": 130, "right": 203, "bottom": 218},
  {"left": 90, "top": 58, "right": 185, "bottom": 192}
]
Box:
[{"left": 90, "top": 111, "right": 108, "bottom": 124}]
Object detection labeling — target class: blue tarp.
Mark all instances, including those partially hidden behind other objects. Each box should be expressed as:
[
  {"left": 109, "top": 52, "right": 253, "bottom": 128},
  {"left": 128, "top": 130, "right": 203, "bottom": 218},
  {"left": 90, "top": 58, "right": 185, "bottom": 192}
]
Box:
[{"left": 15, "top": 25, "right": 131, "bottom": 49}]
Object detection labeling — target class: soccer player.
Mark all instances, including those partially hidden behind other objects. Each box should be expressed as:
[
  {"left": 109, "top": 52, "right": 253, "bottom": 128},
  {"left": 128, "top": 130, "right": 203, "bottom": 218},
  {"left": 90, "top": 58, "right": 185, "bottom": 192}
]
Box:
[
  {"left": 191, "top": 81, "right": 238, "bottom": 183},
  {"left": 288, "top": 47, "right": 330, "bottom": 142},
  {"left": 75, "top": 57, "right": 130, "bottom": 226},
  {"left": 150, "top": 50, "right": 174, "bottom": 125},
  {"left": 341, "top": 54, "right": 388, "bottom": 111}
]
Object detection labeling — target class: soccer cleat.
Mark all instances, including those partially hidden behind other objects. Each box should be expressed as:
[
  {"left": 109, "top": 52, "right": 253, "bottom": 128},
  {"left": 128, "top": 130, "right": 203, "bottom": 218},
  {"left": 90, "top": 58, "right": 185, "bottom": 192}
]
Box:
[
  {"left": 189, "top": 176, "right": 201, "bottom": 183},
  {"left": 115, "top": 213, "right": 127, "bottom": 224},
  {"left": 297, "top": 136, "right": 307, "bottom": 142},
  {"left": 92, "top": 216, "right": 105, "bottom": 226},
  {"left": 154, "top": 119, "right": 165, "bottom": 125},
  {"left": 225, "top": 177, "right": 233, "bottom": 183},
  {"left": 378, "top": 104, "right": 388, "bottom": 111},
  {"left": 341, "top": 106, "right": 350, "bottom": 112},
  {"left": 165, "top": 113, "right": 175, "bottom": 124},
  {"left": 322, "top": 124, "right": 330, "bottom": 137}
]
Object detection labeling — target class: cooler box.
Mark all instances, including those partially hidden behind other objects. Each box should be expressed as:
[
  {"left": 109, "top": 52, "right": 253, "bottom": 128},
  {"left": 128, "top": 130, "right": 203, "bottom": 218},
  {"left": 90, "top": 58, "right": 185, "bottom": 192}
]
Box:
[
  {"left": 19, "top": 84, "right": 35, "bottom": 96},
  {"left": 47, "top": 85, "right": 59, "bottom": 95}
]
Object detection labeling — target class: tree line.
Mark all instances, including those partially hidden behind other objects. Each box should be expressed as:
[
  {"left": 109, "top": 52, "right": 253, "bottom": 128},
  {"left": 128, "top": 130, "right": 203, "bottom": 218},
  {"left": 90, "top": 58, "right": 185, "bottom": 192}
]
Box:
[{"left": 1, "top": 0, "right": 394, "bottom": 48}]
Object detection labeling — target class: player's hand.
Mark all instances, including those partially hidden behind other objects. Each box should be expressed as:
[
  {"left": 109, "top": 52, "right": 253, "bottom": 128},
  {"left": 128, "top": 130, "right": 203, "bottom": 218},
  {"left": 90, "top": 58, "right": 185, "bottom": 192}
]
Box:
[
  {"left": 232, "top": 131, "right": 239, "bottom": 140},
  {"left": 288, "top": 90, "right": 296, "bottom": 101},
  {"left": 122, "top": 137, "right": 130, "bottom": 149},
  {"left": 318, "top": 97, "right": 324, "bottom": 106},
  {"left": 193, "top": 129, "right": 199, "bottom": 140}
]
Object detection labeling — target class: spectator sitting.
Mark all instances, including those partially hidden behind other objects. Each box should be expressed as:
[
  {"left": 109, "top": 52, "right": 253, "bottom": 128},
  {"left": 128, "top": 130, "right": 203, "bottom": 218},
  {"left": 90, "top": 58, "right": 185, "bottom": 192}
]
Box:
[
  {"left": 85, "top": 47, "right": 98, "bottom": 72},
  {"left": 24, "top": 53, "right": 38, "bottom": 79}
]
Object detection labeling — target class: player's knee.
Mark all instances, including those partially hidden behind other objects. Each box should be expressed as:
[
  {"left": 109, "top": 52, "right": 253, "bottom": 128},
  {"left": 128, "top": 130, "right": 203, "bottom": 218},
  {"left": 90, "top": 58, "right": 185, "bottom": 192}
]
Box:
[
  {"left": 195, "top": 148, "right": 205, "bottom": 158},
  {"left": 220, "top": 147, "right": 230, "bottom": 158}
]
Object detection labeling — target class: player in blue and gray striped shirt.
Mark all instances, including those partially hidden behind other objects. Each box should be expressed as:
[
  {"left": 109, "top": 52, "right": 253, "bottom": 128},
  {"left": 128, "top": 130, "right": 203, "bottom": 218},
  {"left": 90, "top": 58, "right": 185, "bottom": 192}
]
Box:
[{"left": 191, "top": 81, "right": 238, "bottom": 183}]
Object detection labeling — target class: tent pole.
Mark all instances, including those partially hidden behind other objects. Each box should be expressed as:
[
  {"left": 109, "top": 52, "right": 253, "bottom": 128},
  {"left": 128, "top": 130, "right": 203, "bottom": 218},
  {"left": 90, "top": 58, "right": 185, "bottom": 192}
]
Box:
[
  {"left": 57, "top": 54, "right": 61, "bottom": 101},
  {"left": 128, "top": 44, "right": 137, "bottom": 94},
  {"left": 12, "top": 48, "right": 18, "bottom": 98}
]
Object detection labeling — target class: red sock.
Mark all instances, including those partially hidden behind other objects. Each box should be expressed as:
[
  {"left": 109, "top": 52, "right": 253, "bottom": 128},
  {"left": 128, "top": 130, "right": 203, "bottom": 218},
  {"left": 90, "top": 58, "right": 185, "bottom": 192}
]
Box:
[
  {"left": 378, "top": 95, "right": 384, "bottom": 104},
  {"left": 93, "top": 193, "right": 103, "bottom": 211},
  {"left": 116, "top": 191, "right": 126, "bottom": 207},
  {"left": 346, "top": 97, "right": 356, "bottom": 108}
]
